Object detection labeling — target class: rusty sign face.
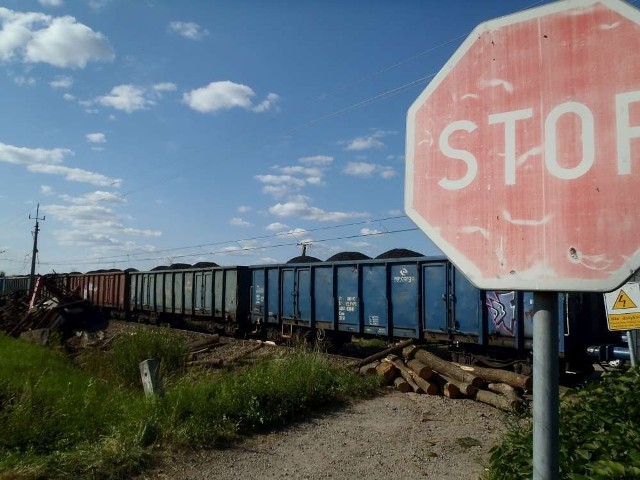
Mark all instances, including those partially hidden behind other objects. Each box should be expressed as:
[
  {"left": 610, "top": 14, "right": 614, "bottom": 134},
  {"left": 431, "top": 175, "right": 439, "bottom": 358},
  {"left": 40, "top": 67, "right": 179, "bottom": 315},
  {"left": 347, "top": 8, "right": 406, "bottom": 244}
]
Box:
[{"left": 406, "top": 0, "right": 640, "bottom": 291}]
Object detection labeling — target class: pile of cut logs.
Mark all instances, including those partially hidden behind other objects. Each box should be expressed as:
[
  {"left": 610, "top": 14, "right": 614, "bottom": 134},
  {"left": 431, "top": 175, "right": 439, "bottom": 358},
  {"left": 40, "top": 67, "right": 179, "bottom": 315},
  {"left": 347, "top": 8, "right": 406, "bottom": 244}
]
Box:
[{"left": 354, "top": 341, "right": 531, "bottom": 412}]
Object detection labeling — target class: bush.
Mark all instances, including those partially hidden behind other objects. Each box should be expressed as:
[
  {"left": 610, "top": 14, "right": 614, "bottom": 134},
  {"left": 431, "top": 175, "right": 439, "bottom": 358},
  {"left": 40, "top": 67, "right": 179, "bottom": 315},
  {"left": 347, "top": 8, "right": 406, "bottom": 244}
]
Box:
[
  {"left": 163, "top": 351, "right": 380, "bottom": 446},
  {"left": 484, "top": 367, "right": 640, "bottom": 479},
  {"left": 97, "top": 326, "right": 188, "bottom": 389}
]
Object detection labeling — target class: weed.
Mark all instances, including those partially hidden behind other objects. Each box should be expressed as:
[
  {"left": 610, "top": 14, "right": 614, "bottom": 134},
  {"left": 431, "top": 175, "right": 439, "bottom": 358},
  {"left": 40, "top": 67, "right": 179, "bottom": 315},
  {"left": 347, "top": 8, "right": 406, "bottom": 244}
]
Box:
[{"left": 483, "top": 367, "right": 640, "bottom": 479}]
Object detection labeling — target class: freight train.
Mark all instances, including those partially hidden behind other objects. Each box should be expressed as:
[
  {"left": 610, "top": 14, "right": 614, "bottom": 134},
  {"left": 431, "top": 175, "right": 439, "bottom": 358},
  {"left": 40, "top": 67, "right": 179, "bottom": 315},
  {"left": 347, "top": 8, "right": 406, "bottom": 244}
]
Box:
[{"left": 0, "top": 250, "right": 626, "bottom": 374}]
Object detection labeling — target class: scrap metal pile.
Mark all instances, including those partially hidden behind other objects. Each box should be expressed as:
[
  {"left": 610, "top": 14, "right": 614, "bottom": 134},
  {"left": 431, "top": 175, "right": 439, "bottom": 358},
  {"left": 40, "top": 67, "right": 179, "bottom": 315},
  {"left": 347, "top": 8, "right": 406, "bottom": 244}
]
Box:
[{"left": 0, "top": 276, "right": 102, "bottom": 344}]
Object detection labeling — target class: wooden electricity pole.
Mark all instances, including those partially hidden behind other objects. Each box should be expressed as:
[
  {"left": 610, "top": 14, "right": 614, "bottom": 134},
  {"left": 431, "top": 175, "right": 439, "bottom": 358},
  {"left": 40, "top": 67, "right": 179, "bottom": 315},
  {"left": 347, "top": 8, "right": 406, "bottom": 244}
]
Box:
[{"left": 29, "top": 204, "right": 45, "bottom": 294}]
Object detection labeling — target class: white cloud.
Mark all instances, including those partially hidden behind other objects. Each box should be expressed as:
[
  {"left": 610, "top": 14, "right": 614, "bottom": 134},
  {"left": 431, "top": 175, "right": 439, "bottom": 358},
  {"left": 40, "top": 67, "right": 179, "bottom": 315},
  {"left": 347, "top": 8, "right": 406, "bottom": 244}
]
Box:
[
  {"left": 380, "top": 167, "right": 396, "bottom": 178},
  {"left": 60, "top": 190, "right": 125, "bottom": 205},
  {"left": 87, "top": 0, "right": 110, "bottom": 10},
  {"left": 343, "top": 161, "right": 376, "bottom": 176},
  {"left": 183, "top": 81, "right": 254, "bottom": 113},
  {"left": 278, "top": 227, "right": 308, "bottom": 238},
  {"left": 278, "top": 166, "right": 323, "bottom": 177},
  {"left": 39, "top": 0, "right": 64, "bottom": 6},
  {"left": 345, "top": 130, "right": 390, "bottom": 151},
  {"left": 21, "top": 14, "right": 114, "bottom": 68},
  {"left": 0, "top": 142, "right": 69, "bottom": 165},
  {"left": 343, "top": 161, "right": 396, "bottom": 179},
  {"left": 269, "top": 196, "right": 368, "bottom": 222},
  {"left": 85, "top": 132, "right": 106, "bottom": 143},
  {"left": 265, "top": 222, "right": 289, "bottom": 232},
  {"left": 0, "top": 141, "right": 120, "bottom": 187},
  {"left": 262, "top": 185, "right": 291, "bottom": 198},
  {"left": 252, "top": 92, "right": 279, "bottom": 113},
  {"left": 152, "top": 82, "right": 177, "bottom": 94},
  {"left": 237, "top": 205, "right": 251, "bottom": 213},
  {"left": 63, "top": 92, "right": 75, "bottom": 101},
  {"left": 96, "top": 84, "right": 153, "bottom": 113},
  {"left": 255, "top": 174, "right": 306, "bottom": 187},
  {"left": 299, "top": 155, "right": 333, "bottom": 165},
  {"left": 168, "top": 21, "right": 209, "bottom": 41},
  {"left": 13, "top": 75, "right": 36, "bottom": 86},
  {"left": 49, "top": 75, "right": 72, "bottom": 88},
  {"left": 40, "top": 185, "right": 53, "bottom": 195},
  {"left": 255, "top": 173, "right": 307, "bottom": 198},
  {"left": 360, "top": 227, "right": 382, "bottom": 236},
  {"left": 43, "top": 201, "right": 161, "bottom": 253},
  {"left": 27, "top": 164, "right": 121, "bottom": 187},
  {"left": 230, "top": 217, "right": 252, "bottom": 227}
]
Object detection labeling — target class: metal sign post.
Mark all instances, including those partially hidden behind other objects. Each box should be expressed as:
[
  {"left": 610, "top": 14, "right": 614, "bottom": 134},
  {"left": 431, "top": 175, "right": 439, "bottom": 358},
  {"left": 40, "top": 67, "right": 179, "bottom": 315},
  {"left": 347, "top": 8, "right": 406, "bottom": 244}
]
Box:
[{"left": 533, "top": 292, "right": 559, "bottom": 479}]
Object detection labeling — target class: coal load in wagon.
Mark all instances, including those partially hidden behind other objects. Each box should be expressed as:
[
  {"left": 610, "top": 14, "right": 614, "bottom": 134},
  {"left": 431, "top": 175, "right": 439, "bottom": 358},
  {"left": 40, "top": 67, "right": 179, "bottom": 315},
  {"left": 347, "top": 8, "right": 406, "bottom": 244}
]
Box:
[
  {"left": 325, "top": 251, "right": 371, "bottom": 262},
  {"left": 169, "top": 263, "right": 193, "bottom": 270},
  {"left": 192, "top": 261, "right": 219, "bottom": 268},
  {"left": 376, "top": 248, "right": 425, "bottom": 259},
  {"left": 286, "top": 255, "right": 322, "bottom": 264}
]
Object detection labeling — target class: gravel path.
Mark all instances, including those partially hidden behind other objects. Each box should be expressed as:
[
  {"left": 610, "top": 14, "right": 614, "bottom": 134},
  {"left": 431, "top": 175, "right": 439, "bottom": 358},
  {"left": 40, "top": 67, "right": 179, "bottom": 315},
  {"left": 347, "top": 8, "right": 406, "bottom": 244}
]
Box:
[{"left": 144, "top": 391, "right": 508, "bottom": 480}]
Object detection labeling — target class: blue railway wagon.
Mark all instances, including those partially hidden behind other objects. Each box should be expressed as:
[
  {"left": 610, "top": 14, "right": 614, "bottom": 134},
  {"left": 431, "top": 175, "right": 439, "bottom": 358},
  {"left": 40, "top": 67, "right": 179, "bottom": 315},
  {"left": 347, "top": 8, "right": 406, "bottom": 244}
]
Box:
[
  {"left": 249, "top": 256, "right": 608, "bottom": 369},
  {"left": 250, "top": 256, "right": 477, "bottom": 339},
  {"left": 0, "top": 276, "right": 31, "bottom": 296},
  {"left": 129, "top": 266, "right": 251, "bottom": 331}
]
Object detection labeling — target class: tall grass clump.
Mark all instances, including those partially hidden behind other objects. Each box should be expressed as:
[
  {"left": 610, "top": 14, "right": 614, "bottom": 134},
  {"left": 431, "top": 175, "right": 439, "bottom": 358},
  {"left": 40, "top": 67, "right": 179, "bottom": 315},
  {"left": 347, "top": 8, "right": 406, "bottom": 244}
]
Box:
[
  {"left": 0, "top": 331, "right": 379, "bottom": 478},
  {"left": 95, "top": 326, "right": 188, "bottom": 388},
  {"left": 0, "top": 333, "right": 157, "bottom": 478},
  {"left": 483, "top": 367, "right": 640, "bottom": 479},
  {"left": 164, "top": 350, "right": 380, "bottom": 446}
]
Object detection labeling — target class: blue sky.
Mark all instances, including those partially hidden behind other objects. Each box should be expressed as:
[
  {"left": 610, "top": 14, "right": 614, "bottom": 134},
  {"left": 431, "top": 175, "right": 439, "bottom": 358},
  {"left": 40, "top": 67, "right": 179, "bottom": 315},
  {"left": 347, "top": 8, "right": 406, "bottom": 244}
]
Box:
[{"left": 0, "top": 0, "right": 558, "bottom": 274}]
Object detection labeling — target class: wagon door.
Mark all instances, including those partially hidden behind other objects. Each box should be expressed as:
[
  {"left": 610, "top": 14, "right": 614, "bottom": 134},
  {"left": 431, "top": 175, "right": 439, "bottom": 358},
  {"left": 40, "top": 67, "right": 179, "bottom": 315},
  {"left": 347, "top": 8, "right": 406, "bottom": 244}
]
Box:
[
  {"left": 337, "top": 265, "right": 359, "bottom": 333},
  {"left": 422, "top": 262, "right": 449, "bottom": 335},
  {"left": 281, "top": 268, "right": 311, "bottom": 327},
  {"left": 362, "top": 264, "right": 388, "bottom": 336},
  {"left": 390, "top": 263, "right": 419, "bottom": 338},
  {"left": 451, "top": 267, "right": 481, "bottom": 336}
]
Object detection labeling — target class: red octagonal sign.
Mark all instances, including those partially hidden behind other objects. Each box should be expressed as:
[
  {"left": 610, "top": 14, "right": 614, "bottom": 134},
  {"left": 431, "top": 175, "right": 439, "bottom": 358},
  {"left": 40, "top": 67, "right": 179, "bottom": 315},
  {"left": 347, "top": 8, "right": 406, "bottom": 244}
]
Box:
[{"left": 406, "top": 0, "right": 640, "bottom": 292}]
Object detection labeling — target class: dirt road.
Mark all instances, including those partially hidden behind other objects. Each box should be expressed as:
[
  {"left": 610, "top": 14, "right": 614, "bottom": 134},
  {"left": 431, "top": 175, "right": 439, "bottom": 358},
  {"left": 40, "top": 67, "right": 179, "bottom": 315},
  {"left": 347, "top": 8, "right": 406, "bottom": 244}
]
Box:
[{"left": 146, "top": 391, "right": 508, "bottom": 480}]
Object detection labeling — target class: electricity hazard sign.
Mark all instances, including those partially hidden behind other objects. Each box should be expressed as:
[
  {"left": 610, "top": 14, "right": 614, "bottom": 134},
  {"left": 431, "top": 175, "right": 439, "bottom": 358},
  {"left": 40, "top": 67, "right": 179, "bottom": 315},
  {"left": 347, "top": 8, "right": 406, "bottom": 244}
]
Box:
[{"left": 604, "top": 282, "right": 640, "bottom": 331}]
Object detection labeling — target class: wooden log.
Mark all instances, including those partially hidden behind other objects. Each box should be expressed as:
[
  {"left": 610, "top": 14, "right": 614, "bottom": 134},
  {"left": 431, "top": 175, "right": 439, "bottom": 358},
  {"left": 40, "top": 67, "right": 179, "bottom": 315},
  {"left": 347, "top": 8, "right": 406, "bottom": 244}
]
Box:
[
  {"left": 487, "top": 382, "right": 520, "bottom": 401},
  {"left": 375, "top": 362, "right": 399, "bottom": 383},
  {"left": 358, "top": 361, "right": 380, "bottom": 375},
  {"left": 438, "top": 373, "right": 477, "bottom": 397},
  {"left": 187, "top": 342, "right": 224, "bottom": 360},
  {"left": 187, "top": 335, "right": 220, "bottom": 351},
  {"left": 187, "top": 358, "right": 224, "bottom": 368},
  {"left": 351, "top": 339, "right": 415, "bottom": 369},
  {"left": 224, "top": 342, "right": 264, "bottom": 365},
  {"left": 384, "top": 356, "right": 421, "bottom": 393},
  {"left": 394, "top": 376, "right": 411, "bottom": 393},
  {"left": 406, "top": 359, "right": 433, "bottom": 380},
  {"left": 431, "top": 373, "right": 462, "bottom": 399},
  {"left": 475, "top": 389, "right": 521, "bottom": 412},
  {"left": 402, "top": 345, "right": 419, "bottom": 360},
  {"left": 414, "top": 349, "right": 483, "bottom": 387},
  {"left": 457, "top": 364, "right": 532, "bottom": 391}
]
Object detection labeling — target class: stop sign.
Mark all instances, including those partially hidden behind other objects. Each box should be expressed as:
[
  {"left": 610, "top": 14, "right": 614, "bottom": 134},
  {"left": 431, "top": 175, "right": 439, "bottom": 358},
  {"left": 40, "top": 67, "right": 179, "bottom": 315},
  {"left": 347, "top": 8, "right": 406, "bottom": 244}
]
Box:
[{"left": 406, "top": 0, "right": 640, "bottom": 292}]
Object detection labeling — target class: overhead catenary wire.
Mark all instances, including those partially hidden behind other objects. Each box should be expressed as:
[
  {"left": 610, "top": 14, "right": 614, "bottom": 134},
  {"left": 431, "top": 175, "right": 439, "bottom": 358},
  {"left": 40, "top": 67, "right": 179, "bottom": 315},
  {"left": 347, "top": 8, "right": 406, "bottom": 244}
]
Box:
[
  {"left": 37, "top": 214, "right": 410, "bottom": 264},
  {"left": 36, "top": 226, "right": 421, "bottom": 268}
]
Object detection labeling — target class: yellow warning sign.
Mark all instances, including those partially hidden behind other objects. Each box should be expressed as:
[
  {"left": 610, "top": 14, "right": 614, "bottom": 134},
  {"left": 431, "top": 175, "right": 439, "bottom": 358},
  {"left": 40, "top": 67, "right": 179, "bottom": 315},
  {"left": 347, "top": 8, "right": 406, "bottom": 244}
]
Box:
[
  {"left": 613, "top": 290, "right": 638, "bottom": 310},
  {"left": 607, "top": 312, "right": 640, "bottom": 331}
]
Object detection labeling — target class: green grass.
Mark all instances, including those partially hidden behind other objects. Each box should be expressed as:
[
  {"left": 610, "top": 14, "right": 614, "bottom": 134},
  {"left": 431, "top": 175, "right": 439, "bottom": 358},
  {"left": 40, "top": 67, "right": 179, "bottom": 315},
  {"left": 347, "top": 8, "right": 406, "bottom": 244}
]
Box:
[
  {"left": 0, "top": 332, "right": 380, "bottom": 479},
  {"left": 483, "top": 367, "right": 640, "bottom": 479}
]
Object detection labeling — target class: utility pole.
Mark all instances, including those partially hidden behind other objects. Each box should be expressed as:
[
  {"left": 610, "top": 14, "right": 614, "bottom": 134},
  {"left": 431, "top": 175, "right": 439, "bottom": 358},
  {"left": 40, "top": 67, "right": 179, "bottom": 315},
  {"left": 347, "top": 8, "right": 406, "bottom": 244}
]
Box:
[
  {"left": 298, "top": 241, "right": 310, "bottom": 257},
  {"left": 29, "top": 204, "right": 45, "bottom": 294}
]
